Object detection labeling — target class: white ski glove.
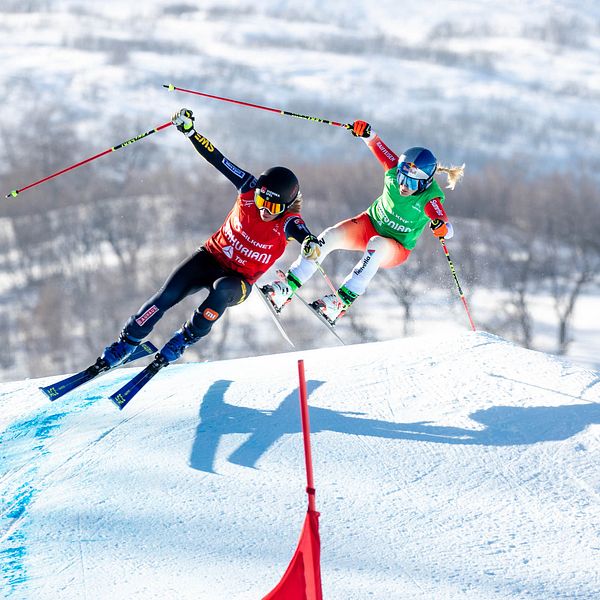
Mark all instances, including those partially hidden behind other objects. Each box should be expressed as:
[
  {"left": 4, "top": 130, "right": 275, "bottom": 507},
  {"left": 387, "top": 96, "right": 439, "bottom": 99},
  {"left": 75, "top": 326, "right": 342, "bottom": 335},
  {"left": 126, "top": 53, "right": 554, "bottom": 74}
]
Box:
[
  {"left": 172, "top": 108, "right": 195, "bottom": 137},
  {"left": 301, "top": 235, "right": 322, "bottom": 261}
]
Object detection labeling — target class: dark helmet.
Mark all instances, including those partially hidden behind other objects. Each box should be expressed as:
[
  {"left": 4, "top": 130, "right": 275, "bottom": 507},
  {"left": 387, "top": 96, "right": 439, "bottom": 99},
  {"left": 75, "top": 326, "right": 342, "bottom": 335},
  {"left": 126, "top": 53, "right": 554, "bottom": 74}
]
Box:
[
  {"left": 397, "top": 147, "right": 438, "bottom": 193},
  {"left": 255, "top": 166, "right": 300, "bottom": 210}
]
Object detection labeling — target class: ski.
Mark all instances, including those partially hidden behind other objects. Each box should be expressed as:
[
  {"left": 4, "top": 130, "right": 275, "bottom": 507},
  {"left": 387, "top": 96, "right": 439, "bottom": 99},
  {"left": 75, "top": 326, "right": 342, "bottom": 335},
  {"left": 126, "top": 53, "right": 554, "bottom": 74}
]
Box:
[
  {"left": 39, "top": 341, "right": 158, "bottom": 401},
  {"left": 254, "top": 283, "right": 295, "bottom": 348},
  {"left": 294, "top": 293, "right": 346, "bottom": 345},
  {"left": 109, "top": 354, "right": 169, "bottom": 410},
  {"left": 274, "top": 270, "right": 345, "bottom": 345}
]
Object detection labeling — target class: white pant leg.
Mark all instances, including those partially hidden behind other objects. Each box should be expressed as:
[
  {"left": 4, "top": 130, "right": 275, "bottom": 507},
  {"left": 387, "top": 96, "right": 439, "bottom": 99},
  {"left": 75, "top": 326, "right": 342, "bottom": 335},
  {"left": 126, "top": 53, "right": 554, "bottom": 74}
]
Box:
[
  {"left": 288, "top": 224, "right": 349, "bottom": 284},
  {"left": 341, "top": 236, "right": 394, "bottom": 296}
]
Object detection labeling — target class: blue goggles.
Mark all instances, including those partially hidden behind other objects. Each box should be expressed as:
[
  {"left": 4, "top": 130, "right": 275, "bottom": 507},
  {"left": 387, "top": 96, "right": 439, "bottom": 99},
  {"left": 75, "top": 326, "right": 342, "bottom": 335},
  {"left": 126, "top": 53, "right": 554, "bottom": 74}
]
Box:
[{"left": 397, "top": 172, "right": 420, "bottom": 191}]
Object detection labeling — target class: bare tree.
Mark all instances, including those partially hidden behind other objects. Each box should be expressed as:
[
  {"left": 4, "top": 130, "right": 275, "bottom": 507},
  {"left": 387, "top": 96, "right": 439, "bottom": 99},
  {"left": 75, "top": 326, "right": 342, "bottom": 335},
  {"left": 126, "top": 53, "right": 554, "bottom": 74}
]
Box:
[
  {"left": 538, "top": 176, "right": 600, "bottom": 354},
  {"left": 380, "top": 256, "right": 428, "bottom": 337}
]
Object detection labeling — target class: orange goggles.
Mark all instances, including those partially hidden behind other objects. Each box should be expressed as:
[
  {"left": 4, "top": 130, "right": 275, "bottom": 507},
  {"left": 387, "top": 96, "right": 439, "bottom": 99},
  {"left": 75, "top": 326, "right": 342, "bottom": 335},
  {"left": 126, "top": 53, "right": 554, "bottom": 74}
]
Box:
[{"left": 255, "top": 191, "right": 286, "bottom": 215}]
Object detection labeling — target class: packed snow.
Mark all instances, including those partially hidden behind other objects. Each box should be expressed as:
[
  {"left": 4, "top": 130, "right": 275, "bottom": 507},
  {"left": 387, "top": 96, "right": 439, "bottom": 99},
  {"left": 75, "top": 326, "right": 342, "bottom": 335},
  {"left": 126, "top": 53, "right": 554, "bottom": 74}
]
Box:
[
  {"left": 1, "top": 5, "right": 600, "bottom": 597},
  {"left": 1, "top": 331, "right": 598, "bottom": 599}
]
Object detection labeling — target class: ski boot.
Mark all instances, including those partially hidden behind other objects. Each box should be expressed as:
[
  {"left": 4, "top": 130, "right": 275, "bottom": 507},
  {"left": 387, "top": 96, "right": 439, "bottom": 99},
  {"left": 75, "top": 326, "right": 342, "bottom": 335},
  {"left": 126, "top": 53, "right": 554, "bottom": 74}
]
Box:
[
  {"left": 159, "top": 329, "right": 196, "bottom": 364},
  {"left": 101, "top": 335, "right": 140, "bottom": 368},
  {"left": 311, "top": 286, "right": 358, "bottom": 325},
  {"left": 261, "top": 272, "right": 301, "bottom": 313}
]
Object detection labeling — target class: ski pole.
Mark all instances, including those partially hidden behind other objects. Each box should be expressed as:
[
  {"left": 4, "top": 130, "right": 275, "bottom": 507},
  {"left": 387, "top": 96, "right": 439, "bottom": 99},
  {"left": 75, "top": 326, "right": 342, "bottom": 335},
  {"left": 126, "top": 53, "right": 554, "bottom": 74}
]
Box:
[
  {"left": 164, "top": 83, "right": 352, "bottom": 130},
  {"left": 315, "top": 262, "right": 343, "bottom": 303},
  {"left": 277, "top": 264, "right": 342, "bottom": 305},
  {"left": 5, "top": 121, "right": 173, "bottom": 199},
  {"left": 439, "top": 237, "right": 476, "bottom": 331}
]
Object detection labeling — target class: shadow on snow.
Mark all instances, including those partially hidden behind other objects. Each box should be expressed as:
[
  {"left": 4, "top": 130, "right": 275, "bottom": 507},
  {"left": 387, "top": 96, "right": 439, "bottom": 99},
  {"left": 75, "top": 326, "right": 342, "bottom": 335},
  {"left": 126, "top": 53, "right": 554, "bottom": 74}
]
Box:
[{"left": 189, "top": 379, "right": 600, "bottom": 473}]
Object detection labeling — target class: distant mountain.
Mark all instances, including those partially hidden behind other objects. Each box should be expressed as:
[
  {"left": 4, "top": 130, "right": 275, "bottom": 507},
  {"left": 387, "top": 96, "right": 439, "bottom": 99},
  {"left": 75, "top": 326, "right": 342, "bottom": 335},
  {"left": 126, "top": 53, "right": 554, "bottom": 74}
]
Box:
[{"left": 1, "top": 0, "right": 599, "bottom": 171}]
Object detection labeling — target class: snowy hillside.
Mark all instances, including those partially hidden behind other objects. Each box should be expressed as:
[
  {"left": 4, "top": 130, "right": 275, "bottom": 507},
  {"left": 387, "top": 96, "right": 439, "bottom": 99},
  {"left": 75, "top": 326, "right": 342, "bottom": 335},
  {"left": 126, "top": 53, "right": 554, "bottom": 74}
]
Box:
[
  {"left": 2, "top": 0, "right": 600, "bottom": 168},
  {"left": 1, "top": 0, "right": 600, "bottom": 384},
  {"left": 1, "top": 332, "right": 599, "bottom": 599}
]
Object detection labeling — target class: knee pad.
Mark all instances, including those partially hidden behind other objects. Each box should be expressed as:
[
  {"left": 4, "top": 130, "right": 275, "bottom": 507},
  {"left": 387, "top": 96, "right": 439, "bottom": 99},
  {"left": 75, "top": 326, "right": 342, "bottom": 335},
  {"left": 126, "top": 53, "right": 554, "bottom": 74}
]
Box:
[{"left": 213, "top": 277, "right": 248, "bottom": 305}]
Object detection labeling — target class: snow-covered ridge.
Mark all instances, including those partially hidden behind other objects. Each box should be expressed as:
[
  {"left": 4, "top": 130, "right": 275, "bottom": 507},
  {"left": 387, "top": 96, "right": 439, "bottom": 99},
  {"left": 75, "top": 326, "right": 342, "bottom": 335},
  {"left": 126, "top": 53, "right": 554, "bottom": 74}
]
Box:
[
  {"left": 1, "top": 332, "right": 598, "bottom": 599},
  {"left": 1, "top": 0, "right": 599, "bottom": 168}
]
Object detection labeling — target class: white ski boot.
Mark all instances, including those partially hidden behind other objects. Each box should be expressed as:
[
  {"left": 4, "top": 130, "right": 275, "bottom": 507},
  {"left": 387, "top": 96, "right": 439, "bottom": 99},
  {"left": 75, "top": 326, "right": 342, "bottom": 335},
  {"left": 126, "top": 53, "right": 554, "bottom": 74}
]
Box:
[
  {"left": 311, "top": 293, "right": 346, "bottom": 324},
  {"left": 311, "top": 286, "right": 358, "bottom": 325},
  {"left": 261, "top": 280, "right": 294, "bottom": 312}
]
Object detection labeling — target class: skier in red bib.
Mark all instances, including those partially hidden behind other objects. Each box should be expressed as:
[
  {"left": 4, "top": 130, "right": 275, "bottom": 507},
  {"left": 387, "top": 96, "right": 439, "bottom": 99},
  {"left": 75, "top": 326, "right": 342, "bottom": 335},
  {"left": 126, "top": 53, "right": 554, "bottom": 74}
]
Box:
[{"left": 100, "top": 108, "right": 319, "bottom": 366}]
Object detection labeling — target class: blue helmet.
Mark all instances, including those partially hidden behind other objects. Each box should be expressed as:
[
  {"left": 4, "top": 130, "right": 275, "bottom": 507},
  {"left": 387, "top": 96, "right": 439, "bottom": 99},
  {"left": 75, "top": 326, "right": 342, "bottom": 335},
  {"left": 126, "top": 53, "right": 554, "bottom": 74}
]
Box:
[{"left": 397, "top": 147, "right": 438, "bottom": 193}]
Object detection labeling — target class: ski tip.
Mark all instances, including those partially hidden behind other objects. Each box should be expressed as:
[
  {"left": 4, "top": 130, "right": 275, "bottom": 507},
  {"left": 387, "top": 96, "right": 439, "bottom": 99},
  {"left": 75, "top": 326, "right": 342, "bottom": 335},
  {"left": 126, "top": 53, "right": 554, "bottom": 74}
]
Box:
[
  {"left": 163, "top": 83, "right": 175, "bottom": 91},
  {"left": 39, "top": 386, "right": 58, "bottom": 401},
  {"left": 110, "top": 393, "right": 128, "bottom": 411},
  {"left": 6, "top": 190, "right": 18, "bottom": 198}
]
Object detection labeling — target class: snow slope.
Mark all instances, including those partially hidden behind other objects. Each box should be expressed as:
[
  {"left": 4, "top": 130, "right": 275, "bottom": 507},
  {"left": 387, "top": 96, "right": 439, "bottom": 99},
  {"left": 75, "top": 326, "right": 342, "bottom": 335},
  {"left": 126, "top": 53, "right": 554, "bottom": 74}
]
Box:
[{"left": 1, "top": 332, "right": 599, "bottom": 599}]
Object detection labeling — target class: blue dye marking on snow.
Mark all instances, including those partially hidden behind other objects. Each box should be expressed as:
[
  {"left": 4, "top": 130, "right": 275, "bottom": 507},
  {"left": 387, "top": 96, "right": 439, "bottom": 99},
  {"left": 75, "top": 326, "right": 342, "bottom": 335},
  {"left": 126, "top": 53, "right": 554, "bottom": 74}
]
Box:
[
  {"left": 0, "top": 532, "right": 28, "bottom": 592},
  {"left": 0, "top": 371, "right": 135, "bottom": 593},
  {"left": 4, "top": 482, "right": 35, "bottom": 520},
  {"left": 8, "top": 411, "right": 66, "bottom": 443},
  {"left": 0, "top": 479, "right": 37, "bottom": 595},
  {"left": 0, "top": 407, "right": 74, "bottom": 595}
]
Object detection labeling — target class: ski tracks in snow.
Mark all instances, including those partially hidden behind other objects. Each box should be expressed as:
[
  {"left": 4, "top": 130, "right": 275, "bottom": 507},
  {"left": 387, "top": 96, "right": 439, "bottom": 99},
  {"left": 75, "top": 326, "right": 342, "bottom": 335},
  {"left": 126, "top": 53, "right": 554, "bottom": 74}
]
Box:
[{"left": 0, "top": 370, "right": 155, "bottom": 595}]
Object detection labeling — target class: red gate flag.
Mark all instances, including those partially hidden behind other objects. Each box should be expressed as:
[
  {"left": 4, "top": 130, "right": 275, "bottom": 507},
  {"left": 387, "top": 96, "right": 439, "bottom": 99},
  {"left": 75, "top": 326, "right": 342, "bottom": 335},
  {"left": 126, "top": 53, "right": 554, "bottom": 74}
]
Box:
[
  {"left": 262, "top": 360, "right": 323, "bottom": 600},
  {"left": 262, "top": 509, "right": 322, "bottom": 600}
]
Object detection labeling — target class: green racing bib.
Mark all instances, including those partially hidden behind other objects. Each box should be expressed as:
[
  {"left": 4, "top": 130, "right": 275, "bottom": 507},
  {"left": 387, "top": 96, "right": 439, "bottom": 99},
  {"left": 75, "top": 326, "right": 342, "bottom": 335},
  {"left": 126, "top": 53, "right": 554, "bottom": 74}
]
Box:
[{"left": 366, "top": 166, "right": 446, "bottom": 250}]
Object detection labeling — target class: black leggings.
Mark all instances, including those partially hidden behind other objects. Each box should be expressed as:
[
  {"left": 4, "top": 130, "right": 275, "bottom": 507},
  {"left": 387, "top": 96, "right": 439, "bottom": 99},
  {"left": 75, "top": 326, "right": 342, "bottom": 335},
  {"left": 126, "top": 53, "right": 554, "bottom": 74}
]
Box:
[{"left": 123, "top": 247, "right": 250, "bottom": 343}]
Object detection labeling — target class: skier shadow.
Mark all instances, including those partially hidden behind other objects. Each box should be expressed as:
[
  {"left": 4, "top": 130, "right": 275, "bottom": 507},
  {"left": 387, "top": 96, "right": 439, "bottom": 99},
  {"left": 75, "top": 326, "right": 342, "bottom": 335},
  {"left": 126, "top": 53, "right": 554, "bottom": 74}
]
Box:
[
  {"left": 189, "top": 380, "right": 600, "bottom": 473},
  {"left": 190, "top": 379, "right": 326, "bottom": 473}
]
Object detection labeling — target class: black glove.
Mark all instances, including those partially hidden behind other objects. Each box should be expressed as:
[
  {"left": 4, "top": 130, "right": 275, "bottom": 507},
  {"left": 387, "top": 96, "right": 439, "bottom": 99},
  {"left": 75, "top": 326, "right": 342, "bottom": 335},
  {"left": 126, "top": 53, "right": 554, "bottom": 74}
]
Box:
[
  {"left": 171, "top": 108, "right": 195, "bottom": 136},
  {"left": 351, "top": 120, "right": 371, "bottom": 138}
]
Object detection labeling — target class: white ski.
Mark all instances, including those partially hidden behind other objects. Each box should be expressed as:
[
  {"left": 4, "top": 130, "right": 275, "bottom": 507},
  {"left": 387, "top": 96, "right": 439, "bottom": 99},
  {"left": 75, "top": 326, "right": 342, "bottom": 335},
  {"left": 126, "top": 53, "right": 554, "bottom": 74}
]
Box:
[
  {"left": 254, "top": 284, "right": 295, "bottom": 348},
  {"left": 275, "top": 270, "right": 345, "bottom": 345}
]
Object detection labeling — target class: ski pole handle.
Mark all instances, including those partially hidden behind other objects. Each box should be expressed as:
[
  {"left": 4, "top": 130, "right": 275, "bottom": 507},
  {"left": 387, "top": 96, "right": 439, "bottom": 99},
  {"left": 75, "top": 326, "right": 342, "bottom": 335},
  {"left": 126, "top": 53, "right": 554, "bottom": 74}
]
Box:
[
  {"left": 6, "top": 121, "right": 173, "bottom": 199},
  {"left": 164, "top": 84, "right": 352, "bottom": 130},
  {"left": 439, "top": 238, "right": 476, "bottom": 331}
]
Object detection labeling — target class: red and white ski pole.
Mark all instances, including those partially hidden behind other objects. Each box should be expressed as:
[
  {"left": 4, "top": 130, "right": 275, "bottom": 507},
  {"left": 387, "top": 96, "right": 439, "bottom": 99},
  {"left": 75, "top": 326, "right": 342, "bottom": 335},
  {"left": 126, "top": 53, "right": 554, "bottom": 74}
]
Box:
[
  {"left": 439, "top": 238, "right": 476, "bottom": 331},
  {"left": 164, "top": 83, "right": 352, "bottom": 130},
  {"left": 5, "top": 121, "right": 173, "bottom": 199}
]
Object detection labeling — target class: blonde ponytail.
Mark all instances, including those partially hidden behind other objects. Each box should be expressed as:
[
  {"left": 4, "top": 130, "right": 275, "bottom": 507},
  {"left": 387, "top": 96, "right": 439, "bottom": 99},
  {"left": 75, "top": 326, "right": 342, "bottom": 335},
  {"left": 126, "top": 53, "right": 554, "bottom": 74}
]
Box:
[
  {"left": 437, "top": 163, "right": 465, "bottom": 190},
  {"left": 287, "top": 191, "right": 303, "bottom": 213}
]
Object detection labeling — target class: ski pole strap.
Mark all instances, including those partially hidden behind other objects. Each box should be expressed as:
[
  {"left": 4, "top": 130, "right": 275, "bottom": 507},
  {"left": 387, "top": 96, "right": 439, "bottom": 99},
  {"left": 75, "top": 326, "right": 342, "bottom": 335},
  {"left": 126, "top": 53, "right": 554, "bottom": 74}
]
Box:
[
  {"left": 6, "top": 122, "right": 173, "bottom": 198},
  {"left": 164, "top": 84, "right": 352, "bottom": 129}
]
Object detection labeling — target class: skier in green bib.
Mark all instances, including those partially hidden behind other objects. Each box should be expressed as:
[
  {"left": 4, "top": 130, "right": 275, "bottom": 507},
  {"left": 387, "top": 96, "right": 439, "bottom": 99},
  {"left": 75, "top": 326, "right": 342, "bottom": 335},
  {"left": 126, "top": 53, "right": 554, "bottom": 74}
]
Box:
[{"left": 261, "top": 120, "right": 465, "bottom": 324}]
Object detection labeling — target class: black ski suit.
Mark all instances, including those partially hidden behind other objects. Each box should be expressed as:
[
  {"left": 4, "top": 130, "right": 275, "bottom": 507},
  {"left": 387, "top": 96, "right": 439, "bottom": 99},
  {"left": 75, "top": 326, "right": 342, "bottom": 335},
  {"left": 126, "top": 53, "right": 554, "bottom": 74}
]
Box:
[{"left": 119, "top": 130, "right": 311, "bottom": 348}]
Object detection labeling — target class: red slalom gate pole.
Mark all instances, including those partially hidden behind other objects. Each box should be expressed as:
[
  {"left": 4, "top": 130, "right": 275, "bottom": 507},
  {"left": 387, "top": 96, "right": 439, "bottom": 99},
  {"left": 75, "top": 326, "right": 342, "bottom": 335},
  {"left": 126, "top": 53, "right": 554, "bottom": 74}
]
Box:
[
  {"left": 164, "top": 83, "right": 352, "bottom": 131},
  {"left": 298, "top": 359, "right": 316, "bottom": 512},
  {"left": 5, "top": 121, "right": 173, "bottom": 199},
  {"left": 263, "top": 360, "right": 323, "bottom": 599}
]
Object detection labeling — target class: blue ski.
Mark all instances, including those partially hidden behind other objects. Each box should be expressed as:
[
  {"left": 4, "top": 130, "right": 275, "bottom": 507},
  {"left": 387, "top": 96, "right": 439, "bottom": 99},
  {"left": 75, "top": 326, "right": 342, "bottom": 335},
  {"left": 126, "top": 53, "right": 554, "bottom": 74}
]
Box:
[
  {"left": 109, "top": 354, "right": 169, "bottom": 410},
  {"left": 39, "top": 341, "right": 158, "bottom": 401}
]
